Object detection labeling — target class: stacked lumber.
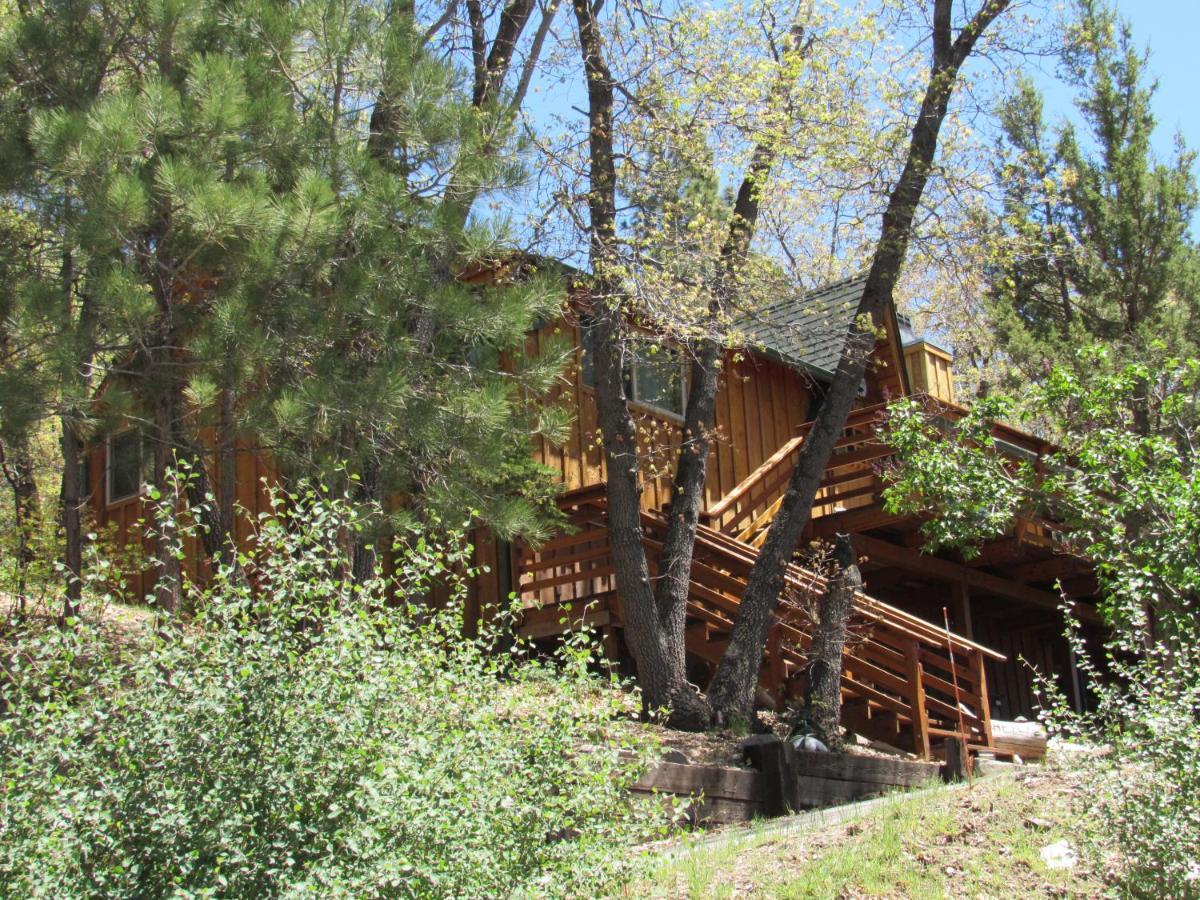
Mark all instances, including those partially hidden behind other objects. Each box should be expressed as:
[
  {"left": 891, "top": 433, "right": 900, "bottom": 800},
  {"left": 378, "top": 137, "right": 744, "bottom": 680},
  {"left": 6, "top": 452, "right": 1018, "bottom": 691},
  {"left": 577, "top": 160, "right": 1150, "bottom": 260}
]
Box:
[{"left": 631, "top": 761, "right": 764, "bottom": 824}]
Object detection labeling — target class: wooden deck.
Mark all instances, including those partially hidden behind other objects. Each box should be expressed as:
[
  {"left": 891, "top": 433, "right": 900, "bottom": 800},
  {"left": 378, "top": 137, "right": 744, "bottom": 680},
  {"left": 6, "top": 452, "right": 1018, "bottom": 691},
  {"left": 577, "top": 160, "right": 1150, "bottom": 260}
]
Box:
[{"left": 518, "top": 481, "right": 1005, "bottom": 758}]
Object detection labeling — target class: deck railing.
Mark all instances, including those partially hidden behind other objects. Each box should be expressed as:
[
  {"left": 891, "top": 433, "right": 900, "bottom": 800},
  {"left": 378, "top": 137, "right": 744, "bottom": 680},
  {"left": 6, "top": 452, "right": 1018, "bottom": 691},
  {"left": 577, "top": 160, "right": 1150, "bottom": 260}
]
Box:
[
  {"left": 519, "top": 485, "right": 1004, "bottom": 757},
  {"left": 699, "top": 395, "right": 1053, "bottom": 549}
]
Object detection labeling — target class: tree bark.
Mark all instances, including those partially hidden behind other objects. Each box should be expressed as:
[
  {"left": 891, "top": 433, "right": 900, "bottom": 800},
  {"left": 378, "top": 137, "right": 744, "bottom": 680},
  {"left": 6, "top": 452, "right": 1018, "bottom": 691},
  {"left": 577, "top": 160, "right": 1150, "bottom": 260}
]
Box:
[
  {"left": 58, "top": 418, "right": 85, "bottom": 622},
  {"left": 572, "top": 5, "right": 812, "bottom": 727},
  {"left": 708, "top": 0, "right": 1012, "bottom": 721},
  {"left": 350, "top": 452, "right": 382, "bottom": 585},
  {"left": 150, "top": 366, "right": 183, "bottom": 615},
  {"left": 804, "top": 533, "right": 860, "bottom": 750},
  {"left": 0, "top": 437, "right": 39, "bottom": 615},
  {"left": 56, "top": 192, "right": 95, "bottom": 625},
  {"left": 650, "top": 28, "right": 807, "bottom": 728},
  {"left": 572, "top": 0, "right": 695, "bottom": 720}
]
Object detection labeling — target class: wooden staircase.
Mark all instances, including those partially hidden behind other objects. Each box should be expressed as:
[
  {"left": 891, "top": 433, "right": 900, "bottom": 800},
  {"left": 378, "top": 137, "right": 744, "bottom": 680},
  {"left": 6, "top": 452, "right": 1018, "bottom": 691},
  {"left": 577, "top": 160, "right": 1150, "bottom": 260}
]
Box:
[{"left": 518, "top": 482, "right": 1004, "bottom": 758}]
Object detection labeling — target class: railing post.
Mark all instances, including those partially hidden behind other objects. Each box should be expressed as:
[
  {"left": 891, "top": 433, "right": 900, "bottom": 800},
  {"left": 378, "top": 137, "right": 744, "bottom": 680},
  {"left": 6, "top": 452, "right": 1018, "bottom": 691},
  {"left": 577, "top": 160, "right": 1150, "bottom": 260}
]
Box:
[
  {"left": 905, "top": 639, "right": 931, "bottom": 759},
  {"left": 970, "top": 649, "right": 994, "bottom": 748}
]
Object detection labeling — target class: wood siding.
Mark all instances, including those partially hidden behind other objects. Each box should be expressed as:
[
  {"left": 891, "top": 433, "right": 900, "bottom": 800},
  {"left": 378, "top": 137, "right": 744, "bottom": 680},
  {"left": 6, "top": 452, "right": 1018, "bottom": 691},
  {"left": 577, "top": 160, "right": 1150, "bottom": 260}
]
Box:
[
  {"left": 904, "top": 342, "right": 956, "bottom": 403},
  {"left": 84, "top": 436, "right": 278, "bottom": 601},
  {"left": 525, "top": 319, "right": 818, "bottom": 512}
]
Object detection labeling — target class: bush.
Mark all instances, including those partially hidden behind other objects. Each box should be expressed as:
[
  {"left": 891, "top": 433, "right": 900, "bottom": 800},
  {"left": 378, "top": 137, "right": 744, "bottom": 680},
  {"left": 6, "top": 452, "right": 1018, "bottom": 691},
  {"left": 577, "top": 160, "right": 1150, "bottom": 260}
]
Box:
[
  {"left": 0, "top": 484, "right": 666, "bottom": 897},
  {"left": 1045, "top": 639, "right": 1200, "bottom": 897}
]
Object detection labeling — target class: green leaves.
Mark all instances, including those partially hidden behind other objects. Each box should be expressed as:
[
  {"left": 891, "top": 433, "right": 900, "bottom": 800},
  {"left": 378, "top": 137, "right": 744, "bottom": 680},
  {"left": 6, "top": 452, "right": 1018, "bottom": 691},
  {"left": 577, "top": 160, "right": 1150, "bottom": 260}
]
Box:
[{"left": 0, "top": 483, "right": 666, "bottom": 896}]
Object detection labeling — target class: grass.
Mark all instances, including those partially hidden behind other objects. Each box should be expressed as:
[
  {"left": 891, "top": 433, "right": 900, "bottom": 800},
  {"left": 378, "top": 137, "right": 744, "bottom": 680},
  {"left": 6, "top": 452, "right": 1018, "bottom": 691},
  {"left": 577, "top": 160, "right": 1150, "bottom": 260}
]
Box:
[{"left": 628, "top": 760, "right": 1115, "bottom": 898}]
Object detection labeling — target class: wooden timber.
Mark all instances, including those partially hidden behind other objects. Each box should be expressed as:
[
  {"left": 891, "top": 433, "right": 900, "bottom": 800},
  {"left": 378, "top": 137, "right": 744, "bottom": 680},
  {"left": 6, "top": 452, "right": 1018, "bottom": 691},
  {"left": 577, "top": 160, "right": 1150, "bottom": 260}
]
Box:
[{"left": 519, "top": 486, "right": 1005, "bottom": 757}]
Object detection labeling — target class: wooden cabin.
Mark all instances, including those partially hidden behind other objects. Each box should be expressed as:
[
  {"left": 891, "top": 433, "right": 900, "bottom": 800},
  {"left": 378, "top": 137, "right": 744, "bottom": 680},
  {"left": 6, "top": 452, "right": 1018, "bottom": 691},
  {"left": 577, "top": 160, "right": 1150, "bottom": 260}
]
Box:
[{"left": 81, "top": 273, "right": 1100, "bottom": 758}]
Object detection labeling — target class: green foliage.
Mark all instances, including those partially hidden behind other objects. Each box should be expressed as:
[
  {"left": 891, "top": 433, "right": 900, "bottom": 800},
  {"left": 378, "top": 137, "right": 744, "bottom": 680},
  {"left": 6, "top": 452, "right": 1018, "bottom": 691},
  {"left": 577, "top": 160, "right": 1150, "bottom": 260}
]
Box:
[
  {"left": 0, "top": 483, "right": 665, "bottom": 897},
  {"left": 881, "top": 354, "right": 1200, "bottom": 894},
  {"left": 984, "top": 0, "right": 1199, "bottom": 395},
  {"left": 1044, "top": 636, "right": 1200, "bottom": 897},
  {"left": 0, "top": 0, "right": 572, "bottom": 584},
  {"left": 883, "top": 353, "right": 1200, "bottom": 647}
]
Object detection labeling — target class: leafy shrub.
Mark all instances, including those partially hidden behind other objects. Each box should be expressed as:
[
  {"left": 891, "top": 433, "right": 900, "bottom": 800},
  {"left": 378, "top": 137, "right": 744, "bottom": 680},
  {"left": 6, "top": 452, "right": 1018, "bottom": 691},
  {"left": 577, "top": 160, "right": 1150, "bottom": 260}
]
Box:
[
  {"left": 881, "top": 357, "right": 1200, "bottom": 896},
  {"left": 0, "top": 484, "right": 665, "bottom": 897},
  {"left": 1044, "top": 637, "right": 1200, "bottom": 897}
]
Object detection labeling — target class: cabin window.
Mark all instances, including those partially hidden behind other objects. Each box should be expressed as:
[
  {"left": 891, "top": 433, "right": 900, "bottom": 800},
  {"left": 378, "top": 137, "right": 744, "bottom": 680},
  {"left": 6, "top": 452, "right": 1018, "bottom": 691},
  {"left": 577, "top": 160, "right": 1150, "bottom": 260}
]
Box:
[
  {"left": 580, "top": 321, "right": 686, "bottom": 418},
  {"left": 628, "top": 348, "right": 685, "bottom": 417},
  {"left": 107, "top": 430, "right": 144, "bottom": 505}
]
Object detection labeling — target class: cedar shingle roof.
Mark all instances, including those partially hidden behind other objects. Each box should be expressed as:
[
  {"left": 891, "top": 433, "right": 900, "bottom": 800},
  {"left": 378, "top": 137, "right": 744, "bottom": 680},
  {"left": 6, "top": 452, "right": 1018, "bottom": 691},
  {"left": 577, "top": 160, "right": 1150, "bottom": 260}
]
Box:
[{"left": 739, "top": 275, "right": 867, "bottom": 379}]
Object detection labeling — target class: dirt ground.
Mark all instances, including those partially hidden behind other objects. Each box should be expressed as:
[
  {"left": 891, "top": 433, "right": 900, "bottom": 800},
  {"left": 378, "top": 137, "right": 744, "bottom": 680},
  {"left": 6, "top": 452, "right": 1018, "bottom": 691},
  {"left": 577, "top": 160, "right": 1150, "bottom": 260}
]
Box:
[{"left": 637, "top": 758, "right": 1117, "bottom": 898}]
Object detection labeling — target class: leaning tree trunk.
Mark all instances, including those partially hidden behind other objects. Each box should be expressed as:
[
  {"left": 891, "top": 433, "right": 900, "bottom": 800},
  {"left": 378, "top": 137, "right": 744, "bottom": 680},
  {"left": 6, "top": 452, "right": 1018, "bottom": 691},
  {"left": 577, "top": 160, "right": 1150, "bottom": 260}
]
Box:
[
  {"left": 804, "top": 533, "right": 861, "bottom": 750},
  {"left": 708, "top": 0, "right": 1012, "bottom": 722}
]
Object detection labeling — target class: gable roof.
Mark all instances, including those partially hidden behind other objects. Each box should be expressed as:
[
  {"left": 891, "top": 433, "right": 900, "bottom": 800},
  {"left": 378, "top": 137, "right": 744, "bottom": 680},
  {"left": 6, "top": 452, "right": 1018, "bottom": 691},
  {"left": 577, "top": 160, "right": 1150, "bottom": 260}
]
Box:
[{"left": 739, "top": 275, "right": 869, "bottom": 379}]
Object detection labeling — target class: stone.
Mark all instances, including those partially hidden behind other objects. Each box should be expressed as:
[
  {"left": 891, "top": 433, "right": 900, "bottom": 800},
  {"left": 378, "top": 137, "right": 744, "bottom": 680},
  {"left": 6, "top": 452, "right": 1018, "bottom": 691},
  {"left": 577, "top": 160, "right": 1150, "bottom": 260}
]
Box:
[
  {"left": 791, "top": 734, "right": 829, "bottom": 753},
  {"left": 1040, "top": 840, "right": 1078, "bottom": 870}
]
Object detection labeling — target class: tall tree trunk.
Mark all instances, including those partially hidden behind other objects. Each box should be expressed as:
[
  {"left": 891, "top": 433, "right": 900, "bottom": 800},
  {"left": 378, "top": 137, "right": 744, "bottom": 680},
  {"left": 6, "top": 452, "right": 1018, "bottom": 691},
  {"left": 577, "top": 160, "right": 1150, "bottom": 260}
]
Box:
[
  {"left": 1, "top": 437, "right": 40, "bottom": 616},
  {"left": 58, "top": 418, "right": 85, "bottom": 623},
  {"left": 572, "top": 4, "right": 810, "bottom": 727},
  {"left": 708, "top": 0, "right": 1012, "bottom": 721},
  {"left": 350, "top": 452, "right": 382, "bottom": 585},
  {"left": 650, "top": 29, "right": 807, "bottom": 728},
  {"left": 804, "top": 533, "right": 860, "bottom": 750},
  {"left": 572, "top": 0, "right": 691, "bottom": 718},
  {"left": 56, "top": 192, "right": 95, "bottom": 625},
  {"left": 217, "top": 386, "right": 239, "bottom": 565},
  {"left": 151, "top": 371, "right": 183, "bottom": 615}
]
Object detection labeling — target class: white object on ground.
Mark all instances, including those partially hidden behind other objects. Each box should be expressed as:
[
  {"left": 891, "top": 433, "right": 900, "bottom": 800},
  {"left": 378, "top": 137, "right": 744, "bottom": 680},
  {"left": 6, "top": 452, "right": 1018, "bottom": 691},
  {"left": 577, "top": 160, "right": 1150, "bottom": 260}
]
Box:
[{"left": 1040, "top": 839, "right": 1078, "bottom": 870}]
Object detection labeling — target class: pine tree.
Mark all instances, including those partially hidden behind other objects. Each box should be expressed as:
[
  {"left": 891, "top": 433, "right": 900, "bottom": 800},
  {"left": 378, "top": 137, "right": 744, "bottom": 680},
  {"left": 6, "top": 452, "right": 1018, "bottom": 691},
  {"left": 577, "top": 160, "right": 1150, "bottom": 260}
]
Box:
[
  {"left": 986, "top": 0, "right": 1199, "bottom": 428},
  {"left": 246, "top": 2, "right": 572, "bottom": 578},
  {"left": 0, "top": 0, "right": 146, "bottom": 620},
  {"left": 1, "top": 0, "right": 570, "bottom": 613}
]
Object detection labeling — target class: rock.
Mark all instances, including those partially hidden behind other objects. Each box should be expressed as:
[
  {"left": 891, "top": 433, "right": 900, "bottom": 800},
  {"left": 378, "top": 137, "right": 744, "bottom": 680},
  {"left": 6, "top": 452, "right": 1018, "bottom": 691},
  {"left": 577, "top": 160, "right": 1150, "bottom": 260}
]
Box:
[
  {"left": 1040, "top": 839, "right": 1078, "bottom": 870},
  {"left": 1025, "top": 816, "right": 1053, "bottom": 831},
  {"left": 791, "top": 734, "right": 829, "bottom": 753},
  {"left": 660, "top": 747, "right": 689, "bottom": 765}
]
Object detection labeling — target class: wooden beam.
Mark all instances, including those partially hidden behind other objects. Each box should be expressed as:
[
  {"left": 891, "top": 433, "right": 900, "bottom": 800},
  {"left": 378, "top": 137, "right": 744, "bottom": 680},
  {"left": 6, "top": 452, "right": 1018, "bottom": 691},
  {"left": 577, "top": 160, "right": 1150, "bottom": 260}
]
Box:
[
  {"left": 853, "top": 534, "right": 1102, "bottom": 625},
  {"left": 1003, "top": 554, "right": 1088, "bottom": 584},
  {"left": 807, "top": 504, "right": 909, "bottom": 540},
  {"left": 950, "top": 580, "right": 973, "bottom": 640}
]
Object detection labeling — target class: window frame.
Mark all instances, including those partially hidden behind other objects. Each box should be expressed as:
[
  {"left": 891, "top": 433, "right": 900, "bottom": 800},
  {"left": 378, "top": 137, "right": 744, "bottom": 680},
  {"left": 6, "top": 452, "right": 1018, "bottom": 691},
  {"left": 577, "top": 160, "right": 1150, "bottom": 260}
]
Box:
[
  {"left": 579, "top": 321, "right": 688, "bottom": 422},
  {"left": 106, "top": 428, "right": 145, "bottom": 507},
  {"left": 627, "top": 349, "right": 687, "bottom": 421}
]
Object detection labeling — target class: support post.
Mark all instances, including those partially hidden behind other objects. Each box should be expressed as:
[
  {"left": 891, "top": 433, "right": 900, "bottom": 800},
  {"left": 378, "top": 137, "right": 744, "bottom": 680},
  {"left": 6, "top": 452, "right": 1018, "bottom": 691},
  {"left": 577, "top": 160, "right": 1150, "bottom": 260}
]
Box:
[
  {"left": 905, "top": 639, "right": 931, "bottom": 759},
  {"left": 951, "top": 579, "right": 973, "bottom": 639},
  {"left": 969, "top": 649, "right": 994, "bottom": 748},
  {"left": 942, "top": 736, "right": 970, "bottom": 783}
]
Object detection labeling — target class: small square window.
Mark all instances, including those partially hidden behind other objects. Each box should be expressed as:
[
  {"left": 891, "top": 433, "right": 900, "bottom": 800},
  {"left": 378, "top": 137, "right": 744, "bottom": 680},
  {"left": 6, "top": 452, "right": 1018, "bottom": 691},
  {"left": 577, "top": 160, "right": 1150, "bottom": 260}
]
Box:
[
  {"left": 631, "top": 348, "right": 685, "bottom": 417},
  {"left": 107, "top": 430, "right": 144, "bottom": 504},
  {"left": 579, "top": 321, "right": 687, "bottom": 417}
]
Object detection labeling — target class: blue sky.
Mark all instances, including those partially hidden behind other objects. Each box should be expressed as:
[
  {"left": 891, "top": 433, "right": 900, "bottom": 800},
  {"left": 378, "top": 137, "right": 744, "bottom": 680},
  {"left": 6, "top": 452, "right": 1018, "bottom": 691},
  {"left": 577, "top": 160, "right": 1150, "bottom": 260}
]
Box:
[
  {"left": 1031, "top": 0, "right": 1199, "bottom": 164},
  {"left": 1114, "top": 0, "right": 1199, "bottom": 154}
]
